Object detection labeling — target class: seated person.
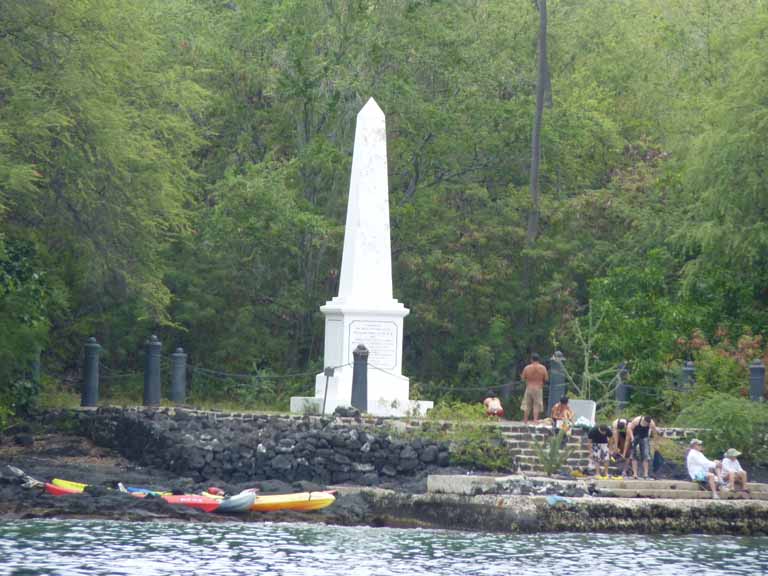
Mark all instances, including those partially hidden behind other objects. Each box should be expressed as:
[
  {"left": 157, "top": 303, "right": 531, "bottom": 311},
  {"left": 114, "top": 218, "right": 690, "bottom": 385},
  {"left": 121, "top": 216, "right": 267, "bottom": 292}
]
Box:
[
  {"left": 483, "top": 390, "right": 504, "bottom": 418},
  {"left": 550, "top": 396, "right": 574, "bottom": 432},
  {"left": 610, "top": 417, "right": 630, "bottom": 476},
  {"left": 588, "top": 424, "right": 612, "bottom": 477},
  {"left": 722, "top": 448, "right": 748, "bottom": 491},
  {"left": 686, "top": 438, "right": 722, "bottom": 499}
]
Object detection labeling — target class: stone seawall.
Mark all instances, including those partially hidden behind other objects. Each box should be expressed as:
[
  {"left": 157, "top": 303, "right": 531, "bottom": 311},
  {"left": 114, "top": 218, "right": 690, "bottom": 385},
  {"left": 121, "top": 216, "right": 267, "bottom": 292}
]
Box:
[{"left": 62, "top": 407, "right": 452, "bottom": 485}]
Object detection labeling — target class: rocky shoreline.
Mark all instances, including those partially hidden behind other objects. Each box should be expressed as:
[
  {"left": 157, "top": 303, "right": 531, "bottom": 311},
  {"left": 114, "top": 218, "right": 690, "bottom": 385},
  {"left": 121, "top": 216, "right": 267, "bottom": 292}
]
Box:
[{"left": 1, "top": 408, "right": 767, "bottom": 535}]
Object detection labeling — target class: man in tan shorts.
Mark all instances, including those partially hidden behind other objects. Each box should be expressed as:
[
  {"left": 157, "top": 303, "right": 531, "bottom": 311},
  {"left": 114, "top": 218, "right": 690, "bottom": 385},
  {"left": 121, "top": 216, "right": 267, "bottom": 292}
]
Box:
[{"left": 521, "top": 353, "right": 548, "bottom": 425}]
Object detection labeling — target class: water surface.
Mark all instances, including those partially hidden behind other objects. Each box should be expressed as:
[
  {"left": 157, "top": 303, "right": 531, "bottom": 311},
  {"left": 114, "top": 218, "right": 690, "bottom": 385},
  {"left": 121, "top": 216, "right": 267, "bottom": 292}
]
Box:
[{"left": 0, "top": 520, "right": 765, "bottom": 576}]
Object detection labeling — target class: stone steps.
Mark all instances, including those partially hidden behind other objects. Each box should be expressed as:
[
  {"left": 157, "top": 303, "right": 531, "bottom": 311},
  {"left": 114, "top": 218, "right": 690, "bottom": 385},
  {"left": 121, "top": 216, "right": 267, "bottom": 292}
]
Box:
[
  {"left": 595, "top": 479, "right": 768, "bottom": 493},
  {"left": 514, "top": 454, "right": 589, "bottom": 466},
  {"left": 502, "top": 439, "right": 588, "bottom": 450},
  {"left": 505, "top": 447, "right": 589, "bottom": 457}
]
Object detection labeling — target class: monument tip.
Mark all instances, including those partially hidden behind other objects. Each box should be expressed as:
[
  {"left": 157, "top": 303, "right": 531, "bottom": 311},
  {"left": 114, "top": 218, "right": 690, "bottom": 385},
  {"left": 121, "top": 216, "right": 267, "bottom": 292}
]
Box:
[{"left": 359, "top": 97, "right": 384, "bottom": 118}]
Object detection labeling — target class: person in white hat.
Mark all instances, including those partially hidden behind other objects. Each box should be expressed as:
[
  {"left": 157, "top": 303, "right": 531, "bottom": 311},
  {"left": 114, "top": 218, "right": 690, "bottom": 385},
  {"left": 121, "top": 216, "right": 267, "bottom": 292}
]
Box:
[
  {"left": 722, "top": 448, "right": 748, "bottom": 492},
  {"left": 686, "top": 438, "right": 722, "bottom": 499}
]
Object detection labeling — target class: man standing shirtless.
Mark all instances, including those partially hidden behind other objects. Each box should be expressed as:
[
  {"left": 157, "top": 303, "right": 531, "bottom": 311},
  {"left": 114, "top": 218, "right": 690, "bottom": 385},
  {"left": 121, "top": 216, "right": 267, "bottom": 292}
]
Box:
[{"left": 521, "top": 353, "right": 548, "bottom": 425}]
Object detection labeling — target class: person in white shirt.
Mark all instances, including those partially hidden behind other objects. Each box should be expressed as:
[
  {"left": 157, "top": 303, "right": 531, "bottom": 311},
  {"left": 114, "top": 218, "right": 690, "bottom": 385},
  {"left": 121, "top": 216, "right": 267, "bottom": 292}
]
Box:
[
  {"left": 686, "top": 438, "right": 722, "bottom": 499},
  {"left": 722, "top": 448, "right": 748, "bottom": 491}
]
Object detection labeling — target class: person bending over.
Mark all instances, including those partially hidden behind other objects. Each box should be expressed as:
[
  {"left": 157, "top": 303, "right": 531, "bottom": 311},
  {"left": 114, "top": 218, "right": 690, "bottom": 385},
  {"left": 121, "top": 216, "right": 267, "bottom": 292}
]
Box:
[
  {"left": 588, "top": 424, "right": 612, "bottom": 477},
  {"left": 610, "top": 418, "right": 631, "bottom": 477},
  {"left": 626, "top": 415, "right": 659, "bottom": 479}
]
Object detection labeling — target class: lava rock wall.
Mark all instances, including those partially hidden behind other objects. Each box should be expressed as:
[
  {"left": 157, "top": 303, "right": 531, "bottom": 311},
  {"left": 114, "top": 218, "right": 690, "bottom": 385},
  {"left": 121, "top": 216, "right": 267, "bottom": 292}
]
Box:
[{"left": 72, "top": 407, "right": 451, "bottom": 484}]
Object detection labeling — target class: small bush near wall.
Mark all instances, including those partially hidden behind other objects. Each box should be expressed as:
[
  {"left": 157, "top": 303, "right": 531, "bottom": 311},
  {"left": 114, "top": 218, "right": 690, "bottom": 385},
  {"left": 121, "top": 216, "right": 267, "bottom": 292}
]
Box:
[{"left": 414, "top": 401, "right": 513, "bottom": 472}]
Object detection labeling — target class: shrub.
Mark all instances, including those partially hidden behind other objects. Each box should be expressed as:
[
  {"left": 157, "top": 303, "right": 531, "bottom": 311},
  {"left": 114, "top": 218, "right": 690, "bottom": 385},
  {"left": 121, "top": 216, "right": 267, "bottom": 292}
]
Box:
[
  {"left": 447, "top": 422, "right": 514, "bottom": 471},
  {"left": 674, "top": 393, "right": 768, "bottom": 464},
  {"left": 420, "top": 400, "right": 513, "bottom": 471}
]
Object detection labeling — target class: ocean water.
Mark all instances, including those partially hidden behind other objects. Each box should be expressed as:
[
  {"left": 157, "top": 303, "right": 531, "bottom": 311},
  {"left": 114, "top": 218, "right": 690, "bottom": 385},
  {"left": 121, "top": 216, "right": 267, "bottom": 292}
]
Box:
[{"left": 0, "top": 519, "right": 765, "bottom": 576}]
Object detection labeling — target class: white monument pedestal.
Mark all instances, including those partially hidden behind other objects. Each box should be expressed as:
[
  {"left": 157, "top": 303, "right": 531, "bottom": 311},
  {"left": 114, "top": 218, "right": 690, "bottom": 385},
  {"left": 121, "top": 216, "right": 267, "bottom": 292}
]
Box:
[{"left": 290, "top": 98, "right": 432, "bottom": 417}]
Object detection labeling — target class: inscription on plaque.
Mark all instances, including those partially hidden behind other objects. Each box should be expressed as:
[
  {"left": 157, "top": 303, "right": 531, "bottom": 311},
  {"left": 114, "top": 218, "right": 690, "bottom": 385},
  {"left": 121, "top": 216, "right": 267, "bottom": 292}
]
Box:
[{"left": 349, "top": 320, "right": 398, "bottom": 370}]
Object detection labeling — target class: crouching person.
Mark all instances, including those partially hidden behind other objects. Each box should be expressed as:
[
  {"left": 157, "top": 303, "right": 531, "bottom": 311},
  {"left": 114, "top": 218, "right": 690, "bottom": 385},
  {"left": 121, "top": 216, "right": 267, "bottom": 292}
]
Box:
[
  {"left": 483, "top": 390, "right": 504, "bottom": 419},
  {"left": 686, "top": 438, "right": 722, "bottom": 499}
]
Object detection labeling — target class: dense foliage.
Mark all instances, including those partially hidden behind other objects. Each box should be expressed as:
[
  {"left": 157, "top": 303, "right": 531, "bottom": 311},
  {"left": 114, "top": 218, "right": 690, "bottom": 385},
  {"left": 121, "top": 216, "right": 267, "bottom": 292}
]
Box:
[{"left": 2, "top": 0, "right": 767, "bottom": 418}]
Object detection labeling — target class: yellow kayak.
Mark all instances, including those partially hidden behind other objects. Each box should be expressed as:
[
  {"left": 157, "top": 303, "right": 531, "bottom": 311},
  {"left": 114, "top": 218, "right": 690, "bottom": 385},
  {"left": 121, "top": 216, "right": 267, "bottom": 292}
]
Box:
[
  {"left": 51, "top": 478, "right": 91, "bottom": 492},
  {"left": 249, "top": 491, "right": 335, "bottom": 512},
  {"left": 200, "top": 489, "right": 335, "bottom": 511}
]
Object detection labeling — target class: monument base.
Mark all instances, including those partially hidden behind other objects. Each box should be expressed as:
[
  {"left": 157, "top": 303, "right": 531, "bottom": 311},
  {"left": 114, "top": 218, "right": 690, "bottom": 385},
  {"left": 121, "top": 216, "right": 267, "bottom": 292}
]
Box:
[{"left": 290, "top": 365, "right": 433, "bottom": 417}]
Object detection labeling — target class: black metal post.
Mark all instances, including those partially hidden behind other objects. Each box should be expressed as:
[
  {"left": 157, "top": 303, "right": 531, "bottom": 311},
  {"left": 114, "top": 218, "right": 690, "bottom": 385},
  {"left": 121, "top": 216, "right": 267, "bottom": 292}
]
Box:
[
  {"left": 351, "top": 344, "right": 369, "bottom": 412},
  {"left": 547, "top": 351, "right": 566, "bottom": 416},
  {"left": 615, "top": 362, "right": 630, "bottom": 409},
  {"left": 322, "top": 366, "right": 334, "bottom": 415},
  {"left": 143, "top": 335, "right": 162, "bottom": 406},
  {"left": 170, "top": 347, "right": 187, "bottom": 404},
  {"left": 750, "top": 359, "right": 765, "bottom": 402},
  {"left": 81, "top": 337, "right": 101, "bottom": 407},
  {"left": 681, "top": 360, "right": 695, "bottom": 391}
]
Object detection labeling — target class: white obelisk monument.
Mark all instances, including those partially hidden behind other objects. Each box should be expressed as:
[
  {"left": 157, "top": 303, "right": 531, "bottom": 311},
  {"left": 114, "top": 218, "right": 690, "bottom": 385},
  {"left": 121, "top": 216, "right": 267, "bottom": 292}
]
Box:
[{"left": 291, "top": 98, "right": 432, "bottom": 417}]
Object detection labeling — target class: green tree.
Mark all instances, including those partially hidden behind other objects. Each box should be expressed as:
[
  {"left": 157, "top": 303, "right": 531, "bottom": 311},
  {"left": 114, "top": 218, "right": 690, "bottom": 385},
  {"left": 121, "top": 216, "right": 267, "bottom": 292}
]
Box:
[{"left": 1, "top": 0, "right": 207, "bottom": 368}]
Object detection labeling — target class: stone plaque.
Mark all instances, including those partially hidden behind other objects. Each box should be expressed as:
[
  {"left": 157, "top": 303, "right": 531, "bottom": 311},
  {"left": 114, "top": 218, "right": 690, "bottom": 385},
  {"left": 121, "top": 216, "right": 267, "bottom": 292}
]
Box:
[
  {"left": 324, "top": 319, "right": 344, "bottom": 368},
  {"left": 349, "top": 320, "right": 398, "bottom": 370}
]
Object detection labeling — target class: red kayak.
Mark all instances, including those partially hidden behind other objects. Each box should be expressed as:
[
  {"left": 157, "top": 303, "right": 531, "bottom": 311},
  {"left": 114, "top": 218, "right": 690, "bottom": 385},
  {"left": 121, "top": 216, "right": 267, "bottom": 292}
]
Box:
[
  {"left": 44, "top": 482, "right": 222, "bottom": 513},
  {"left": 45, "top": 482, "right": 80, "bottom": 496}
]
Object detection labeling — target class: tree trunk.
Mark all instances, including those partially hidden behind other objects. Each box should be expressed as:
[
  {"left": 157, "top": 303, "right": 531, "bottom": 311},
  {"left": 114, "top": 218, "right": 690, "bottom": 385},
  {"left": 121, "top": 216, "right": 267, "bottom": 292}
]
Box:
[{"left": 519, "top": 0, "right": 550, "bottom": 332}]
